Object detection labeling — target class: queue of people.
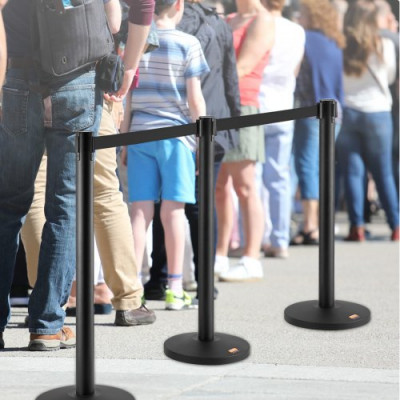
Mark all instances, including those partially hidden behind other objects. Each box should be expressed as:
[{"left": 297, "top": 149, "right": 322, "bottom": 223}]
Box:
[{"left": 1, "top": 0, "right": 398, "bottom": 352}]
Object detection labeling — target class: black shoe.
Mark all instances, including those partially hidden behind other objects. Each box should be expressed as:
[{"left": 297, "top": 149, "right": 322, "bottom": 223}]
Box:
[
  {"left": 0, "top": 332, "right": 4, "bottom": 349},
  {"left": 196, "top": 286, "right": 219, "bottom": 301},
  {"left": 66, "top": 303, "right": 113, "bottom": 317},
  {"left": 114, "top": 305, "right": 156, "bottom": 326},
  {"left": 144, "top": 282, "right": 167, "bottom": 301}
]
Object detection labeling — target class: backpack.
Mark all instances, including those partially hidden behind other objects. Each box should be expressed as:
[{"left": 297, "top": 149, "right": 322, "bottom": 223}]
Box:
[{"left": 32, "top": 0, "right": 114, "bottom": 77}]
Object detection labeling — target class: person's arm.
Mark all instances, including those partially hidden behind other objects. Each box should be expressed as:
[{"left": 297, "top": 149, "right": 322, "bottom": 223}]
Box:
[
  {"left": 0, "top": 8, "right": 7, "bottom": 88},
  {"left": 104, "top": 0, "right": 122, "bottom": 34},
  {"left": 120, "top": 92, "right": 132, "bottom": 133},
  {"left": 294, "top": 26, "right": 305, "bottom": 77},
  {"left": 221, "top": 23, "right": 241, "bottom": 117},
  {"left": 106, "top": 0, "right": 155, "bottom": 102},
  {"left": 187, "top": 76, "right": 206, "bottom": 122},
  {"left": 235, "top": 11, "right": 275, "bottom": 79},
  {"left": 119, "top": 93, "right": 133, "bottom": 166}
]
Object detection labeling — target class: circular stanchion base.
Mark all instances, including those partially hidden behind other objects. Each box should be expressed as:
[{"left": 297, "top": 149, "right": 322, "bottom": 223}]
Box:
[
  {"left": 35, "top": 385, "right": 135, "bottom": 400},
  {"left": 284, "top": 300, "right": 370, "bottom": 330},
  {"left": 164, "top": 332, "right": 250, "bottom": 365}
]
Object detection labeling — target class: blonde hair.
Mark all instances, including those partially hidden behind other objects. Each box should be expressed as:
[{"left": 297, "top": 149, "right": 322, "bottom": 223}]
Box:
[
  {"left": 300, "top": 0, "right": 345, "bottom": 48},
  {"left": 343, "top": 0, "right": 383, "bottom": 76}
]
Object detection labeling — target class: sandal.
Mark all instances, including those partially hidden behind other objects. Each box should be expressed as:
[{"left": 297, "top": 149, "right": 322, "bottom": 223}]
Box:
[{"left": 290, "top": 230, "right": 319, "bottom": 246}]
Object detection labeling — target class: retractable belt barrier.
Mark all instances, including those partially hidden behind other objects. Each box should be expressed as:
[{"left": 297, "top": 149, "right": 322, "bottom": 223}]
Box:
[{"left": 36, "top": 100, "right": 370, "bottom": 400}]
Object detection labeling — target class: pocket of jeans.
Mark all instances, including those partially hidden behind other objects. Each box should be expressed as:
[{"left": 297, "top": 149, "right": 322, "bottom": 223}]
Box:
[
  {"left": 51, "top": 83, "right": 96, "bottom": 132},
  {"left": 1, "top": 87, "right": 29, "bottom": 136}
]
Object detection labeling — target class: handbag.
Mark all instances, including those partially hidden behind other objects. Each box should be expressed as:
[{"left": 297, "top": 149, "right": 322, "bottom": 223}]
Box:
[
  {"left": 95, "top": 53, "right": 125, "bottom": 94},
  {"left": 32, "top": 0, "right": 114, "bottom": 77}
]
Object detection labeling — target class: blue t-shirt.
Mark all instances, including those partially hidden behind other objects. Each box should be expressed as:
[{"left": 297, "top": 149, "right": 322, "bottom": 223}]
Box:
[{"left": 130, "top": 28, "right": 209, "bottom": 151}]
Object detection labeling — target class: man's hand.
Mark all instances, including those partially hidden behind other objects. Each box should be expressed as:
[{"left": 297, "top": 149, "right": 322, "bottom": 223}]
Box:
[
  {"left": 104, "top": 69, "right": 136, "bottom": 102},
  {"left": 0, "top": 1, "right": 8, "bottom": 10}
]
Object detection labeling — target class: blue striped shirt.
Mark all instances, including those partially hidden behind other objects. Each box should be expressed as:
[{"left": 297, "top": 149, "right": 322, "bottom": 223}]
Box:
[{"left": 130, "top": 28, "right": 209, "bottom": 151}]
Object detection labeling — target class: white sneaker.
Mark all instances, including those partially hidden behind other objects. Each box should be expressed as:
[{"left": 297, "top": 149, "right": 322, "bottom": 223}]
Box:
[
  {"left": 263, "top": 246, "right": 289, "bottom": 259},
  {"left": 219, "top": 256, "right": 263, "bottom": 282},
  {"left": 183, "top": 280, "right": 198, "bottom": 292},
  {"left": 214, "top": 255, "right": 229, "bottom": 277}
]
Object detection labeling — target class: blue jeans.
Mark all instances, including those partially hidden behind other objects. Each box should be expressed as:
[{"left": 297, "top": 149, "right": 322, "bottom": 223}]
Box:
[
  {"left": 336, "top": 107, "right": 399, "bottom": 229},
  {"left": 293, "top": 118, "right": 340, "bottom": 200},
  {"left": 0, "top": 68, "right": 102, "bottom": 334},
  {"left": 293, "top": 118, "right": 320, "bottom": 200},
  {"left": 262, "top": 123, "right": 293, "bottom": 248}
]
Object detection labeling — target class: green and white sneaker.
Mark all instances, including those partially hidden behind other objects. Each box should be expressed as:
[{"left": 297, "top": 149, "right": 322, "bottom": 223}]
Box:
[{"left": 165, "top": 289, "right": 197, "bottom": 310}]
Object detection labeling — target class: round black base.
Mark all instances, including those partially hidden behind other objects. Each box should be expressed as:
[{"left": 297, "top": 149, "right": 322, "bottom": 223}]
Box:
[
  {"left": 35, "top": 385, "right": 135, "bottom": 400},
  {"left": 284, "top": 300, "right": 371, "bottom": 330},
  {"left": 164, "top": 332, "right": 250, "bottom": 365}
]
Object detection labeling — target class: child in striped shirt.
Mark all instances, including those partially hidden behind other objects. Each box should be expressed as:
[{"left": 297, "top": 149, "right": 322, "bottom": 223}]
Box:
[{"left": 124, "top": 0, "right": 209, "bottom": 310}]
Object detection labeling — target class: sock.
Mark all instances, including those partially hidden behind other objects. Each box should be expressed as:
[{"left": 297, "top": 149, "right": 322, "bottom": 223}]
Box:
[{"left": 168, "top": 274, "right": 183, "bottom": 296}]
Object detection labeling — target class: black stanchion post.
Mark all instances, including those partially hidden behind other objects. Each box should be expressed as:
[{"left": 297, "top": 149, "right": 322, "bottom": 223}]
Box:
[
  {"left": 164, "top": 116, "right": 250, "bottom": 364},
  {"left": 319, "top": 99, "right": 335, "bottom": 310},
  {"left": 36, "top": 132, "right": 135, "bottom": 400},
  {"left": 76, "top": 131, "right": 95, "bottom": 397},
  {"left": 198, "top": 116, "right": 215, "bottom": 342},
  {"left": 284, "top": 100, "right": 371, "bottom": 330}
]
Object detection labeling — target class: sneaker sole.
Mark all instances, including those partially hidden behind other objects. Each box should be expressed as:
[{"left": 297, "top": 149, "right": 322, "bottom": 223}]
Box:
[
  {"left": 264, "top": 253, "right": 288, "bottom": 259},
  {"left": 28, "top": 340, "right": 60, "bottom": 351},
  {"left": 219, "top": 276, "right": 263, "bottom": 283},
  {"left": 214, "top": 271, "right": 227, "bottom": 278},
  {"left": 165, "top": 303, "right": 197, "bottom": 311},
  {"left": 114, "top": 318, "right": 156, "bottom": 326},
  {"left": 28, "top": 340, "right": 76, "bottom": 352}
]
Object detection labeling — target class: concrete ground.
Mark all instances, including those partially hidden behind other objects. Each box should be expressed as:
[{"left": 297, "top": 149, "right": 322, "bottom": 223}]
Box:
[{"left": 0, "top": 213, "right": 398, "bottom": 400}]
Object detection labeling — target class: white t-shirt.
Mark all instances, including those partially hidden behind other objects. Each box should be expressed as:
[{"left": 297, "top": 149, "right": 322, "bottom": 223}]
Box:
[
  {"left": 343, "top": 37, "right": 396, "bottom": 113},
  {"left": 258, "top": 16, "right": 305, "bottom": 128}
]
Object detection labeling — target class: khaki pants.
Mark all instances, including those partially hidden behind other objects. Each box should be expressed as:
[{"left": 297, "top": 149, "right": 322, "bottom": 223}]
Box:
[{"left": 21, "top": 100, "right": 142, "bottom": 310}]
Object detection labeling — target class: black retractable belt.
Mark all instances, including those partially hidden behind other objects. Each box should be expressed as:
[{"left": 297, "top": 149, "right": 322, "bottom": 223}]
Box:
[{"left": 35, "top": 101, "right": 370, "bottom": 400}]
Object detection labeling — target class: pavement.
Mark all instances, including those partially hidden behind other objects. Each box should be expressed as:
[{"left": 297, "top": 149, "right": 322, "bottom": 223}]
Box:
[{"left": 0, "top": 213, "right": 398, "bottom": 400}]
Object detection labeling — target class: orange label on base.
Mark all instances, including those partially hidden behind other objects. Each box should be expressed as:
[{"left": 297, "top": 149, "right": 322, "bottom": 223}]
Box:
[
  {"left": 228, "top": 348, "right": 239, "bottom": 354},
  {"left": 349, "top": 314, "right": 360, "bottom": 320}
]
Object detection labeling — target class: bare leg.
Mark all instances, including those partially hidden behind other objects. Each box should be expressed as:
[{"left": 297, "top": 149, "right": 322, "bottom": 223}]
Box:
[
  {"left": 290, "top": 199, "right": 319, "bottom": 244},
  {"left": 160, "top": 200, "right": 185, "bottom": 279},
  {"left": 131, "top": 201, "right": 154, "bottom": 277},
  {"left": 229, "top": 160, "right": 264, "bottom": 259},
  {"left": 302, "top": 199, "right": 319, "bottom": 236},
  {"left": 215, "top": 164, "right": 234, "bottom": 256}
]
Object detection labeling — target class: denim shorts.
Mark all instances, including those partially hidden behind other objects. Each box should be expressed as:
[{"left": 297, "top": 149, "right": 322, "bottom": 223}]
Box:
[{"left": 127, "top": 138, "right": 196, "bottom": 204}]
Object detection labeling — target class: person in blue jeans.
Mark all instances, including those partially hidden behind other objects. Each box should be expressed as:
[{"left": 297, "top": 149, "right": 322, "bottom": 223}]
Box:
[
  {"left": 291, "top": 0, "right": 345, "bottom": 245},
  {"left": 336, "top": 0, "right": 399, "bottom": 242},
  {"left": 258, "top": 0, "right": 305, "bottom": 259},
  {"left": 0, "top": 0, "right": 155, "bottom": 351},
  {"left": 0, "top": 67, "right": 102, "bottom": 350}
]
